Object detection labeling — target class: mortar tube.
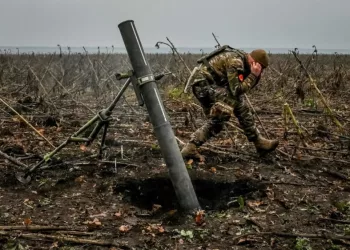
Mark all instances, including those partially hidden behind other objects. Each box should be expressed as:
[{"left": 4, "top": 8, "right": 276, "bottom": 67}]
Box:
[{"left": 118, "top": 20, "right": 201, "bottom": 212}]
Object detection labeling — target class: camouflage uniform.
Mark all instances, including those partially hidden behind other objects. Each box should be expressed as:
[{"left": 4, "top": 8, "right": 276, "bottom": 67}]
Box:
[{"left": 182, "top": 47, "right": 278, "bottom": 159}]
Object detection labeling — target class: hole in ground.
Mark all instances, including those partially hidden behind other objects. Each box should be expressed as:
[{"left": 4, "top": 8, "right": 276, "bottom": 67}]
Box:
[{"left": 114, "top": 175, "right": 266, "bottom": 211}]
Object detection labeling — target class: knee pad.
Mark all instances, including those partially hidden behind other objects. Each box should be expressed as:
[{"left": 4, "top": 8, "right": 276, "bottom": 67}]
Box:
[{"left": 209, "top": 102, "right": 233, "bottom": 121}]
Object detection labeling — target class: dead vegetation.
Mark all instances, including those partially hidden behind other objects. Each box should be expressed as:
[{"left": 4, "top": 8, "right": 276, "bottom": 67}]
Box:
[{"left": 0, "top": 45, "right": 350, "bottom": 249}]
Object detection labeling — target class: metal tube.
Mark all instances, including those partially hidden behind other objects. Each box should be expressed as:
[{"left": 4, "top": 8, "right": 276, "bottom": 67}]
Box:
[{"left": 118, "top": 20, "right": 201, "bottom": 212}]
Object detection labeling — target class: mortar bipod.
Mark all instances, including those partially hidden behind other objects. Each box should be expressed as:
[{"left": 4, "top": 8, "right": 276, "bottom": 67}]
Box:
[{"left": 15, "top": 71, "right": 171, "bottom": 184}]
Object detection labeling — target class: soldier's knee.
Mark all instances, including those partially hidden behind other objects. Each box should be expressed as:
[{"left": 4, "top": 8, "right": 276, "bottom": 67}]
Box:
[{"left": 209, "top": 101, "right": 233, "bottom": 121}]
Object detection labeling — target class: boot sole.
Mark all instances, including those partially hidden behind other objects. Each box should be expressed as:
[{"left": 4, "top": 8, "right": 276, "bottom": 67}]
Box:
[{"left": 257, "top": 143, "right": 279, "bottom": 156}]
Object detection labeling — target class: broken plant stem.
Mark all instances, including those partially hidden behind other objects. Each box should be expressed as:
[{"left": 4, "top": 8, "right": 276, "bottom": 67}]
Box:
[
  {"left": 284, "top": 102, "right": 304, "bottom": 138},
  {"left": 244, "top": 94, "right": 270, "bottom": 137},
  {"left": 0, "top": 226, "right": 83, "bottom": 231},
  {"left": 233, "top": 231, "right": 350, "bottom": 245},
  {"left": 0, "top": 231, "right": 131, "bottom": 249},
  {"left": 165, "top": 37, "right": 192, "bottom": 74},
  {"left": 175, "top": 136, "right": 185, "bottom": 146},
  {"left": 28, "top": 66, "right": 50, "bottom": 98},
  {"left": 224, "top": 124, "right": 236, "bottom": 149},
  {"left": 226, "top": 121, "right": 244, "bottom": 134},
  {"left": 0, "top": 97, "right": 55, "bottom": 149},
  {"left": 291, "top": 50, "right": 343, "bottom": 130},
  {"left": 319, "top": 218, "right": 350, "bottom": 225},
  {"left": 0, "top": 150, "right": 28, "bottom": 168},
  {"left": 47, "top": 69, "right": 96, "bottom": 115}
]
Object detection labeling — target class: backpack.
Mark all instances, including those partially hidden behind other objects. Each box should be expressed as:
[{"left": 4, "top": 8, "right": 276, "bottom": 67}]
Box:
[
  {"left": 198, "top": 45, "right": 248, "bottom": 83},
  {"left": 184, "top": 45, "right": 248, "bottom": 93}
]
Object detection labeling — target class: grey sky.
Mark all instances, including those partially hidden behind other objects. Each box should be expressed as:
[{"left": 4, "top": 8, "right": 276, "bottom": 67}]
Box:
[{"left": 0, "top": 0, "right": 349, "bottom": 49}]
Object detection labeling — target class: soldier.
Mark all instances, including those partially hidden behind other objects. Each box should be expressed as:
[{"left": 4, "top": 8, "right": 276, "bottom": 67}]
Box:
[{"left": 181, "top": 46, "right": 279, "bottom": 160}]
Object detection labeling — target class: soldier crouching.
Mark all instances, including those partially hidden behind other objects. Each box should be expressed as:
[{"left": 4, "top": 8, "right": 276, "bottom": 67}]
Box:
[{"left": 181, "top": 46, "right": 279, "bottom": 161}]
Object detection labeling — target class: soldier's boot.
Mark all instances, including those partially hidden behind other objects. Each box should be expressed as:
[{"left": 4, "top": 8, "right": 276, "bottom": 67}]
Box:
[
  {"left": 234, "top": 97, "right": 279, "bottom": 156},
  {"left": 181, "top": 116, "right": 225, "bottom": 162},
  {"left": 253, "top": 135, "right": 279, "bottom": 156}
]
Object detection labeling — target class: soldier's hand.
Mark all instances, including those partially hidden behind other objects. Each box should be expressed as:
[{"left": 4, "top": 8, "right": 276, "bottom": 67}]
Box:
[{"left": 251, "top": 62, "right": 262, "bottom": 77}]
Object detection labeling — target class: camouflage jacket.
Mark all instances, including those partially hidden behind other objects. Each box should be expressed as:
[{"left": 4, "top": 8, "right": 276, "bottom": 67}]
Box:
[{"left": 197, "top": 50, "right": 258, "bottom": 96}]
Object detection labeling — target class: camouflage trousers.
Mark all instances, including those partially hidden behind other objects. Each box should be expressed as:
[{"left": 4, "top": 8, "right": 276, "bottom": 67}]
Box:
[{"left": 189, "top": 78, "right": 259, "bottom": 147}]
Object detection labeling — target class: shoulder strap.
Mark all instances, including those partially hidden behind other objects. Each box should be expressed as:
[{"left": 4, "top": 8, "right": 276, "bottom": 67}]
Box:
[{"left": 197, "top": 45, "right": 232, "bottom": 64}]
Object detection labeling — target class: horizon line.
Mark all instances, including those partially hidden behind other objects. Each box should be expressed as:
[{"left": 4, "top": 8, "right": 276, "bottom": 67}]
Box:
[{"left": 1, "top": 45, "right": 350, "bottom": 50}]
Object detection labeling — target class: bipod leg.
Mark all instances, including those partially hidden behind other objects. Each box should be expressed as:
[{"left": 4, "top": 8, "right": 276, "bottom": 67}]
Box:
[
  {"left": 16, "top": 77, "right": 132, "bottom": 184},
  {"left": 98, "top": 122, "right": 109, "bottom": 159},
  {"left": 16, "top": 115, "right": 101, "bottom": 184},
  {"left": 85, "top": 119, "right": 108, "bottom": 147},
  {"left": 16, "top": 138, "right": 72, "bottom": 184},
  {"left": 86, "top": 76, "right": 133, "bottom": 147},
  {"left": 72, "top": 115, "right": 100, "bottom": 138}
]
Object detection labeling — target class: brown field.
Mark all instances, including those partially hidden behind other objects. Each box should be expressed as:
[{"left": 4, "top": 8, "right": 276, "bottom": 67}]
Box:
[{"left": 0, "top": 49, "right": 350, "bottom": 250}]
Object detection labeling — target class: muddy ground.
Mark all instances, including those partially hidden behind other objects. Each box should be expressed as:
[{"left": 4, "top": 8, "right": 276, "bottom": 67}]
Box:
[{"left": 0, "top": 51, "right": 350, "bottom": 249}]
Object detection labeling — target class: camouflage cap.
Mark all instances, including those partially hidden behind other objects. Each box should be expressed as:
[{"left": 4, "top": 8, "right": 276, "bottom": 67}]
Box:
[{"left": 250, "top": 49, "right": 269, "bottom": 68}]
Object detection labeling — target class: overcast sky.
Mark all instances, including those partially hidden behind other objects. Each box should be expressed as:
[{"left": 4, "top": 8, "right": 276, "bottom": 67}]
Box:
[{"left": 0, "top": 0, "right": 349, "bottom": 49}]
